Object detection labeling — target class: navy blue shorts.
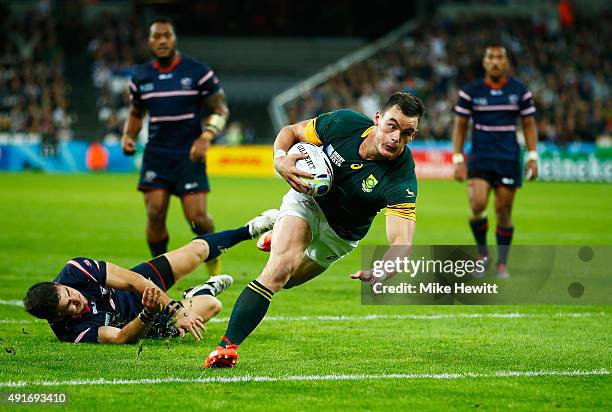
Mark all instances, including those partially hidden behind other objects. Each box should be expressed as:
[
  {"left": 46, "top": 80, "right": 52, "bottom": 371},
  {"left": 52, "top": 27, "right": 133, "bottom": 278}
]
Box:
[
  {"left": 138, "top": 151, "right": 210, "bottom": 196},
  {"left": 130, "top": 255, "right": 175, "bottom": 292},
  {"left": 467, "top": 156, "right": 523, "bottom": 188}
]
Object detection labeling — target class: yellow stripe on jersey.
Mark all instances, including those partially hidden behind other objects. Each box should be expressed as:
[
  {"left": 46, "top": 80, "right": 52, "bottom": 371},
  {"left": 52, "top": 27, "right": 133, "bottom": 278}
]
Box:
[
  {"left": 385, "top": 202, "right": 416, "bottom": 221},
  {"left": 361, "top": 125, "right": 375, "bottom": 138},
  {"left": 304, "top": 118, "right": 323, "bottom": 145}
]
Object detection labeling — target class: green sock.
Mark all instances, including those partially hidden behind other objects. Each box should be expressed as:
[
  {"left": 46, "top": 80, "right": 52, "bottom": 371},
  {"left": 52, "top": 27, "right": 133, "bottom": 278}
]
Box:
[{"left": 219, "top": 280, "right": 273, "bottom": 348}]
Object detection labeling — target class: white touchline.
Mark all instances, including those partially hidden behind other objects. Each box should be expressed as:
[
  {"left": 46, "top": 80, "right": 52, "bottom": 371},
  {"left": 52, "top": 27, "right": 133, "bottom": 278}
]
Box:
[
  {"left": 0, "top": 312, "right": 606, "bottom": 324},
  {"left": 0, "top": 369, "right": 608, "bottom": 388},
  {"left": 208, "top": 312, "right": 606, "bottom": 323},
  {"left": 0, "top": 299, "right": 24, "bottom": 307}
]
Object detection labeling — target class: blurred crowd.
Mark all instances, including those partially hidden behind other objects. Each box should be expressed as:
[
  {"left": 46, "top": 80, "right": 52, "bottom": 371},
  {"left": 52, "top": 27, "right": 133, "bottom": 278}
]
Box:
[
  {"left": 0, "top": 2, "right": 74, "bottom": 142},
  {"left": 286, "top": 10, "right": 612, "bottom": 144},
  {"left": 86, "top": 12, "right": 149, "bottom": 143}
]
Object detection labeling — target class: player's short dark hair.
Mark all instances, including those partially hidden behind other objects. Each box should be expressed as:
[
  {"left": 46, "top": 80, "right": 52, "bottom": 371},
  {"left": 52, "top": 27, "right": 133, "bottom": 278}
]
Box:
[
  {"left": 149, "top": 16, "right": 175, "bottom": 32},
  {"left": 24, "top": 282, "right": 60, "bottom": 320},
  {"left": 382, "top": 92, "right": 425, "bottom": 119}
]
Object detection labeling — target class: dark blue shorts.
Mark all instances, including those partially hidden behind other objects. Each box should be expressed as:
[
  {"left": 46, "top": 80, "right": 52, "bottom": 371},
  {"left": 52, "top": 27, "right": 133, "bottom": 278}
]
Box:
[
  {"left": 467, "top": 156, "right": 523, "bottom": 188},
  {"left": 138, "top": 150, "right": 210, "bottom": 196}
]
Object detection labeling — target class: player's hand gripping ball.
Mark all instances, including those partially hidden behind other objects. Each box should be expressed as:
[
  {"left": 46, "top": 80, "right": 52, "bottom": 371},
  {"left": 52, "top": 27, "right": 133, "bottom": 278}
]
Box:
[{"left": 288, "top": 143, "right": 333, "bottom": 197}]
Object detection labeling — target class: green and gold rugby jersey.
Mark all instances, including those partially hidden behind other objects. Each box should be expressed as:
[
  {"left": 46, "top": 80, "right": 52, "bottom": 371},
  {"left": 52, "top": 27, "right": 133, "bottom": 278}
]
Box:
[{"left": 303, "top": 109, "right": 417, "bottom": 241}]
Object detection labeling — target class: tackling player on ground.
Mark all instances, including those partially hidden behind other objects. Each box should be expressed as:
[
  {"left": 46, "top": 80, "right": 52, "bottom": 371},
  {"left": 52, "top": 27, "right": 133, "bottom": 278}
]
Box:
[
  {"left": 121, "top": 17, "right": 229, "bottom": 275},
  {"left": 205, "top": 92, "right": 424, "bottom": 367},
  {"left": 23, "top": 211, "right": 277, "bottom": 344},
  {"left": 452, "top": 46, "right": 538, "bottom": 278}
]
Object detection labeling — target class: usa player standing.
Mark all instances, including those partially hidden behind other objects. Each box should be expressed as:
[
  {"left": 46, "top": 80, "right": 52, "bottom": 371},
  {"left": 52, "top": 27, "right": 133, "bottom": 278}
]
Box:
[
  {"left": 121, "top": 17, "right": 229, "bottom": 275},
  {"left": 452, "top": 46, "right": 539, "bottom": 278}
]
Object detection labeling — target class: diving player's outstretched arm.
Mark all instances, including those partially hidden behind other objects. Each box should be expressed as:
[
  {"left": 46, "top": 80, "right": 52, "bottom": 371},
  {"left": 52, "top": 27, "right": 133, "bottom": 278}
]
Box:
[{"left": 350, "top": 215, "right": 416, "bottom": 284}]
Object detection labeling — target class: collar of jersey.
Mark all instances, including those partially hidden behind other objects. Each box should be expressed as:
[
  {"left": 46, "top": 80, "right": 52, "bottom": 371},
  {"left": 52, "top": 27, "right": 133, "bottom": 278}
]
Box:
[
  {"left": 484, "top": 77, "right": 509, "bottom": 90},
  {"left": 152, "top": 54, "right": 182, "bottom": 73}
]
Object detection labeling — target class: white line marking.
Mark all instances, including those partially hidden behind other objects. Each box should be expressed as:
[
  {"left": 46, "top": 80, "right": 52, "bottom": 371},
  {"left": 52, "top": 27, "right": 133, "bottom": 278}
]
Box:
[
  {"left": 1, "top": 369, "right": 608, "bottom": 388},
  {"left": 0, "top": 319, "right": 42, "bottom": 324},
  {"left": 0, "top": 299, "right": 23, "bottom": 307},
  {"left": 0, "top": 312, "right": 605, "bottom": 325},
  {"left": 209, "top": 311, "right": 606, "bottom": 323}
]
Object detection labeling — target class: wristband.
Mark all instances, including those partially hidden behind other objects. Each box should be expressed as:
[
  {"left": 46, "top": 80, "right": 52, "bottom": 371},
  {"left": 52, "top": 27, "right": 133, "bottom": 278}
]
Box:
[
  {"left": 138, "top": 310, "right": 156, "bottom": 324},
  {"left": 274, "top": 149, "right": 287, "bottom": 160},
  {"left": 164, "top": 300, "right": 184, "bottom": 318},
  {"left": 205, "top": 113, "right": 226, "bottom": 134},
  {"left": 527, "top": 150, "right": 539, "bottom": 161},
  {"left": 452, "top": 153, "right": 465, "bottom": 164}
]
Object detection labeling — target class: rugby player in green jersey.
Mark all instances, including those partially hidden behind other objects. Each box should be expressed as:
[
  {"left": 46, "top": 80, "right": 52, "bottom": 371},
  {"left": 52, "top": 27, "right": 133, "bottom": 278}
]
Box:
[{"left": 205, "top": 92, "right": 425, "bottom": 367}]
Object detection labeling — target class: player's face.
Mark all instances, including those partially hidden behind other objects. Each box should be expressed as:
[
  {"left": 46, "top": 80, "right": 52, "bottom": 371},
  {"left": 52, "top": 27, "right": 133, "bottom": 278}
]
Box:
[
  {"left": 374, "top": 106, "right": 419, "bottom": 160},
  {"left": 148, "top": 23, "right": 177, "bottom": 59},
  {"left": 483, "top": 47, "right": 508, "bottom": 78},
  {"left": 55, "top": 285, "right": 88, "bottom": 319}
]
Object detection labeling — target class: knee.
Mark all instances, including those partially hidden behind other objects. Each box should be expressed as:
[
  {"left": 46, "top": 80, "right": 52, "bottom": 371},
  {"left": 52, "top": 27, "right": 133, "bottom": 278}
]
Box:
[
  {"left": 186, "top": 211, "right": 214, "bottom": 232},
  {"left": 209, "top": 297, "right": 222, "bottom": 316},
  {"left": 470, "top": 199, "right": 487, "bottom": 216},
  {"left": 146, "top": 203, "right": 167, "bottom": 223},
  {"left": 261, "top": 254, "right": 300, "bottom": 290}
]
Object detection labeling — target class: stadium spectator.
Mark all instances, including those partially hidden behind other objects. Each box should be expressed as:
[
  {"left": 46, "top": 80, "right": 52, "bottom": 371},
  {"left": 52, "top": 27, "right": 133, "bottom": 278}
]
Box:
[
  {"left": 0, "top": 6, "right": 74, "bottom": 139},
  {"left": 286, "top": 12, "right": 611, "bottom": 144}
]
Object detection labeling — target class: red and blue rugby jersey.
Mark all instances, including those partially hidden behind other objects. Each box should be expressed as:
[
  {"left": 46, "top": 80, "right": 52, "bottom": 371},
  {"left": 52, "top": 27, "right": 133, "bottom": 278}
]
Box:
[
  {"left": 454, "top": 76, "right": 535, "bottom": 160},
  {"left": 128, "top": 54, "right": 221, "bottom": 157}
]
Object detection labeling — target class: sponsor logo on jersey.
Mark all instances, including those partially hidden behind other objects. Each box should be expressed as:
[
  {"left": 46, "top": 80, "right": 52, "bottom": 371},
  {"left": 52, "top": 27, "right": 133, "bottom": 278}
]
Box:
[
  {"left": 144, "top": 170, "right": 157, "bottom": 182},
  {"left": 490, "top": 89, "right": 503, "bottom": 96},
  {"left": 361, "top": 174, "right": 378, "bottom": 193},
  {"left": 140, "top": 83, "right": 154, "bottom": 92},
  {"left": 181, "top": 77, "right": 193, "bottom": 89},
  {"left": 350, "top": 163, "right": 363, "bottom": 170},
  {"left": 184, "top": 182, "right": 199, "bottom": 190},
  {"left": 406, "top": 188, "right": 416, "bottom": 198},
  {"left": 159, "top": 73, "right": 173, "bottom": 80},
  {"left": 325, "top": 144, "right": 345, "bottom": 167}
]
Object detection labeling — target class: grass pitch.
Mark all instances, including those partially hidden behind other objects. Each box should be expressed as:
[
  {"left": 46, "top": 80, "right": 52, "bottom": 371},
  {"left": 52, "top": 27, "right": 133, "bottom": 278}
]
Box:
[{"left": 0, "top": 173, "right": 610, "bottom": 411}]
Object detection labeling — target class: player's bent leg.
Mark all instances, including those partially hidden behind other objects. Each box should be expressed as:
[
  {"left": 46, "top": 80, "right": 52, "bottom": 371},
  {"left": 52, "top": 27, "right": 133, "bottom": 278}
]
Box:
[
  {"left": 467, "top": 178, "right": 492, "bottom": 259},
  {"left": 144, "top": 189, "right": 171, "bottom": 257},
  {"left": 205, "top": 216, "right": 311, "bottom": 368},
  {"left": 283, "top": 254, "right": 326, "bottom": 289},
  {"left": 258, "top": 215, "right": 312, "bottom": 292},
  {"left": 494, "top": 186, "right": 516, "bottom": 277}
]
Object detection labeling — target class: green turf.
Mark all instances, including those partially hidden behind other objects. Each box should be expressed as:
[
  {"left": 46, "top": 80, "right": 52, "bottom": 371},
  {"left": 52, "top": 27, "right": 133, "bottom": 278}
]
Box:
[{"left": 0, "top": 173, "right": 610, "bottom": 411}]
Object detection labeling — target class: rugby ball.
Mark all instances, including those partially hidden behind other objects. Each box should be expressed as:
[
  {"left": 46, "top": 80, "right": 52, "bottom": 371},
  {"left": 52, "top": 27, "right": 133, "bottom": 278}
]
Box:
[{"left": 288, "top": 143, "right": 333, "bottom": 197}]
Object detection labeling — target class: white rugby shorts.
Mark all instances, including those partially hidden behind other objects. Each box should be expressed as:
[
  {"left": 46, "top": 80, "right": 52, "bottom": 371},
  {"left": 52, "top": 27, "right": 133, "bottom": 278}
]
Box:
[{"left": 277, "top": 189, "right": 358, "bottom": 268}]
